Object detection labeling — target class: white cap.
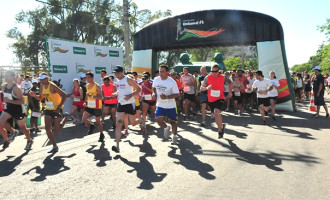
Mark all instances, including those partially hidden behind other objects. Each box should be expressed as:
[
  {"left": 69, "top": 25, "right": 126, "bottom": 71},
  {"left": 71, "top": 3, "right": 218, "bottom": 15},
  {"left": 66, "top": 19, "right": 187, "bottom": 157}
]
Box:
[
  {"left": 38, "top": 74, "right": 49, "bottom": 79},
  {"left": 312, "top": 66, "right": 321, "bottom": 71},
  {"left": 80, "top": 73, "right": 86, "bottom": 78},
  {"left": 32, "top": 79, "right": 38, "bottom": 83}
]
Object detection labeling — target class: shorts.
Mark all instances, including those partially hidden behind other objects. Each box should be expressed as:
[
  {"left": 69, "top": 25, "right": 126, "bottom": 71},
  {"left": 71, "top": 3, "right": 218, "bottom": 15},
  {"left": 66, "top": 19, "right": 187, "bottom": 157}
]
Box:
[
  {"left": 232, "top": 92, "right": 242, "bottom": 104},
  {"left": 224, "top": 92, "right": 229, "bottom": 98},
  {"left": 4, "top": 109, "right": 26, "bottom": 120},
  {"left": 183, "top": 93, "right": 196, "bottom": 102},
  {"left": 135, "top": 105, "right": 141, "bottom": 110},
  {"left": 304, "top": 85, "right": 311, "bottom": 92},
  {"left": 104, "top": 103, "right": 117, "bottom": 108},
  {"left": 314, "top": 94, "right": 325, "bottom": 106},
  {"left": 117, "top": 103, "right": 136, "bottom": 115},
  {"left": 73, "top": 102, "right": 84, "bottom": 111},
  {"left": 245, "top": 92, "right": 254, "bottom": 99},
  {"left": 257, "top": 98, "right": 270, "bottom": 107},
  {"left": 155, "top": 107, "right": 178, "bottom": 121},
  {"left": 44, "top": 110, "right": 62, "bottom": 119},
  {"left": 143, "top": 100, "right": 156, "bottom": 107},
  {"left": 269, "top": 96, "right": 277, "bottom": 100},
  {"left": 295, "top": 87, "right": 303, "bottom": 93},
  {"left": 200, "top": 92, "right": 208, "bottom": 104},
  {"left": 84, "top": 107, "right": 102, "bottom": 117},
  {"left": 208, "top": 99, "right": 225, "bottom": 111}
]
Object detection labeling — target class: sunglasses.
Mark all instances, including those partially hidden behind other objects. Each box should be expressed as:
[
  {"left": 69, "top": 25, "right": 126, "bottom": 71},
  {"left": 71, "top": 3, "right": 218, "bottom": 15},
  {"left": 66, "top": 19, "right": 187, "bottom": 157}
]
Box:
[{"left": 211, "top": 71, "right": 219, "bottom": 73}]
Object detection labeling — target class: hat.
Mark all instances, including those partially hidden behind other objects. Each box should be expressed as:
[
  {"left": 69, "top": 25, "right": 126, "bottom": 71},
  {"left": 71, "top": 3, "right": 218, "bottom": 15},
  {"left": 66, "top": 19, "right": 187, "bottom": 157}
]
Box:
[
  {"left": 32, "top": 79, "right": 38, "bottom": 84},
  {"left": 142, "top": 75, "right": 149, "bottom": 80},
  {"left": 255, "top": 70, "right": 263, "bottom": 76},
  {"left": 312, "top": 66, "right": 321, "bottom": 71},
  {"left": 38, "top": 74, "right": 49, "bottom": 80},
  {"left": 113, "top": 65, "right": 124, "bottom": 73},
  {"left": 80, "top": 73, "right": 86, "bottom": 78}
]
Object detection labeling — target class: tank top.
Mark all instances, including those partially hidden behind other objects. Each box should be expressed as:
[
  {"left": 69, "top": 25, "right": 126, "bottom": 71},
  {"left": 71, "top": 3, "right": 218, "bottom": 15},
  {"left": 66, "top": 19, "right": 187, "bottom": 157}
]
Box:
[
  {"left": 115, "top": 76, "right": 135, "bottom": 105},
  {"left": 3, "top": 83, "right": 25, "bottom": 114},
  {"left": 240, "top": 76, "right": 246, "bottom": 93},
  {"left": 233, "top": 81, "right": 242, "bottom": 96},
  {"left": 72, "top": 86, "right": 84, "bottom": 104},
  {"left": 141, "top": 81, "right": 154, "bottom": 102},
  {"left": 42, "top": 82, "right": 62, "bottom": 110},
  {"left": 86, "top": 82, "right": 102, "bottom": 109},
  {"left": 102, "top": 83, "right": 117, "bottom": 104},
  {"left": 181, "top": 74, "right": 195, "bottom": 94},
  {"left": 207, "top": 74, "right": 225, "bottom": 102}
]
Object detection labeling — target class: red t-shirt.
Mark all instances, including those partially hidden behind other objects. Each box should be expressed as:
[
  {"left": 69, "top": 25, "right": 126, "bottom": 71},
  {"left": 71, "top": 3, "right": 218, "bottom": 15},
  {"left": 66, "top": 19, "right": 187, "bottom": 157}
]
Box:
[
  {"left": 206, "top": 74, "right": 225, "bottom": 102},
  {"left": 102, "top": 83, "right": 117, "bottom": 104}
]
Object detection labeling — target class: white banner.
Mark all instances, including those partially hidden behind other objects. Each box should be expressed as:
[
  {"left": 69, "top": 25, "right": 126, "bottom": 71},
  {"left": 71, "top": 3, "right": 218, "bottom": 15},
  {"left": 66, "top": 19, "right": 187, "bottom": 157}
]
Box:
[{"left": 47, "top": 38, "right": 123, "bottom": 113}]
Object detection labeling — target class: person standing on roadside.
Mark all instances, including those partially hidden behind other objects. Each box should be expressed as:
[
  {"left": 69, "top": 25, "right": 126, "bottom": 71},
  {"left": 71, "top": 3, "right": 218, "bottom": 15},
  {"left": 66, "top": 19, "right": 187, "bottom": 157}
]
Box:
[{"left": 312, "top": 66, "right": 329, "bottom": 118}]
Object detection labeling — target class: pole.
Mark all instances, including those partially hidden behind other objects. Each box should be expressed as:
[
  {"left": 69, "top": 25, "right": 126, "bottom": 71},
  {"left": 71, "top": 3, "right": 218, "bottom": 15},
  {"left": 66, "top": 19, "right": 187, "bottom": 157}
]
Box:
[{"left": 123, "top": 0, "right": 132, "bottom": 71}]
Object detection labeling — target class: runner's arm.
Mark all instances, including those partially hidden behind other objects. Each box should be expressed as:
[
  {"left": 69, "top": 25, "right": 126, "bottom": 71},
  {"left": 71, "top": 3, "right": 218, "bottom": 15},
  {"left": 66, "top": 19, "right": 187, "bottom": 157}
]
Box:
[
  {"left": 6, "top": 85, "right": 24, "bottom": 105},
  {"left": 127, "top": 77, "right": 141, "bottom": 97}
]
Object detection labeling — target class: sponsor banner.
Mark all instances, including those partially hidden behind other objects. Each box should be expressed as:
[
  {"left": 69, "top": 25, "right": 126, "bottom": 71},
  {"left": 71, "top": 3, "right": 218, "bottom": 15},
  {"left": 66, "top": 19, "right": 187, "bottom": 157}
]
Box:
[
  {"left": 94, "top": 47, "right": 108, "bottom": 57},
  {"left": 53, "top": 65, "right": 68, "bottom": 73},
  {"left": 132, "top": 50, "right": 153, "bottom": 77},
  {"left": 73, "top": 47, "right": 86, "bottom": 55},
  {"left": 76, "top": 63, "right": 86, "bottom": 73},
  {"left": 109, "top": 50, "right": 119, "bottom": 57},
  {"left": 51, "top": 41, "right": 69, "bottom": 53},
  {"left": 95, "top": 67, "right": 106, "bottom": 74}
]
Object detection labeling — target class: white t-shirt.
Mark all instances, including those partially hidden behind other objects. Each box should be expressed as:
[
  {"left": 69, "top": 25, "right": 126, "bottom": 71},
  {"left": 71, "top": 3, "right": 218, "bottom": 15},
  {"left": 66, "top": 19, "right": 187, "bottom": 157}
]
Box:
[
  {"left": 269, "top": 78, "right": 280, "bottom": 97},
  {"left": 296, "top": 78, "right": 303, "bottom": 88},
  {"left": 20, "top": 81, "right": 32, "bottom": 94},
  {"left": 327, "top": 77, "right": 330, "bottom": 86},
  {"left": 252, "top": 78, "right": 272, "bottom": 98},
  {"left": 245, "top": 78, "right": 256, "bottom": 93},
  {"left": 152, "top": 76, "right": 179, "bottom": 108}
]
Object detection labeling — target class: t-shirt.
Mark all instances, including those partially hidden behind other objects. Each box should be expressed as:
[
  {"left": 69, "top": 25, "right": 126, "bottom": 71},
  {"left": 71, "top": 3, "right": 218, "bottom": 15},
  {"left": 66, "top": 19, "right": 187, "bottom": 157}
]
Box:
[
  {"left": 252, "top": 78, "right": 272, "bottom": 98},
  {"left": 245, "top": 78, "right": 256, "bottom": 93},
  {"left": 152, "top": 76, "right": 179, "bottom": 108},
  {"left": 313, "top": 74, "right": 325, "bottom": 94},
  {"left": 327, "top": 76, "right": 330, "bottom": 86},
  {"left": 28, "top": 87, "right": 40, "bottom": 111},
  {"left": 268, "top": 78, "right": 280, "bottom": 97},
  {"left": 20, "top": 80, "right": 32, "bottom": 95}
]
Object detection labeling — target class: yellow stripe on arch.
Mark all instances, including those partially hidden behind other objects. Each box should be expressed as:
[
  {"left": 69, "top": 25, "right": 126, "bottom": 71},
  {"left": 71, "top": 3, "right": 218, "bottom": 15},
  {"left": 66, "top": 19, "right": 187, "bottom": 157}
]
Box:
[{"left": 131, "top": 66, "right": 152, "bottom": 78}]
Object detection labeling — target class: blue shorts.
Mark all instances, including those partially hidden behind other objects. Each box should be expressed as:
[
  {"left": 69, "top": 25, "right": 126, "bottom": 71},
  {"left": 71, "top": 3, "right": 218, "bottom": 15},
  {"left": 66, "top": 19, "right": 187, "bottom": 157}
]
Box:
[
  {"left": 200, "top": 92, "right": 208, "bottom": 103},
  {"left": 155, "top": 107, "right": 178, "bottom": 121}
]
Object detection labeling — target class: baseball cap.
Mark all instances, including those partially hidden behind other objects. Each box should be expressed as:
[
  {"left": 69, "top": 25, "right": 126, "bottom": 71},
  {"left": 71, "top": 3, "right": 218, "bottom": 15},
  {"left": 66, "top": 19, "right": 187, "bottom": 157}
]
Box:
[
  {"left": 32, "top": 79, "right": 38, "bottom": 83},
  {"left": 113, "top": 65, "right": 124, "bottom": 73},
  {"left": 142, "top": 74, "right": 149, "bottom": 80},
  {"left": 312, "top": 66, "right": 321, "bottom": 71},
  {"left": 80, "top": 73, "right": 86, "bottom": 78}
]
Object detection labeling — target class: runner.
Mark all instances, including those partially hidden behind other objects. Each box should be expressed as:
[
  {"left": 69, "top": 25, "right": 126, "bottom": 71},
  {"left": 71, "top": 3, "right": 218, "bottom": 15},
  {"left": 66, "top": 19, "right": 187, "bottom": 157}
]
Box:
[
  {"left": 252, "top": 70, "right": 273, "bottom": 125},
  {"left": 170, "top": 72, "right": 183, "bottom": 114},
  {"left": 82, "top": 72, "right": 105, "bottom": 142},
  {"left": 232, "top": 75, "right": 245, "bottom": 115},
  {"left": 70, "top": 78, "right": 84, "bottom": 124},
  {"left": 201, "top": 64, "right": 232, "bottom": 138},
  {"left": 102, "top": 76, "right": 117, "bottom": 130},
  {"left": 312, "top": 66, "right": 329, "bottom": 118},
  {"left": 153, "top": 64, "right": 180, "bottom": 144},
  {"left": 269, "top": 71, "right": 280, "bottom": 120},
  {"left": 181, "top": 67, "right": 196, "bottom": 120},
  {"left": 20, "top": 75, "right": 32, "bottom": 96},
  {"left": 141, "top": 74, "right": 156, "bottom": 124},
  {"left": 245, "top": 71, "right": 256, "bottom": 111},
  {"left": 197, "top": 66, "right": 208, "bottom": 126},
  {"left": 0, "top": 70, "right": 33, "bottom": 150},
  {"left": 112, "top": 66, "right": 145, "bottom": 153},
  {"left": 30, "top": 72, "right": 69, "bottom": 152},
  {"left": 28, "top": 79, "right": 41, "bottom": 134},
  {"left": 224, "top": 71, "right": 232, "bottom": 112}
]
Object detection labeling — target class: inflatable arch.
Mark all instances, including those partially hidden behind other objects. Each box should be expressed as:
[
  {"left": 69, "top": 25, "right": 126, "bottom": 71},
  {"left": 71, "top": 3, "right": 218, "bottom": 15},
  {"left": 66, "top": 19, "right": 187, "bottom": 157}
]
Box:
[{"left": 132, "top": 10, "right": 296, "bottom": 111}]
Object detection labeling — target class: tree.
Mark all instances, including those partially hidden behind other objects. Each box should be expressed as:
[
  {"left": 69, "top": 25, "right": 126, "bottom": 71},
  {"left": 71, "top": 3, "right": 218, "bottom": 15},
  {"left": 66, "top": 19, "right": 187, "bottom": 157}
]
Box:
[{"left": 224, "top": 57, "right": 242, "bottom": 70}]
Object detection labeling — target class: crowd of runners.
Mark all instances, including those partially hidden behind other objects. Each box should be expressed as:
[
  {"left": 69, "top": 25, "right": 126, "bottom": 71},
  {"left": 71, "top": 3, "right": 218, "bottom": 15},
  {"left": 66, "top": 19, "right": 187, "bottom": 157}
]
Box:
[{"left": 0, "top": 64, "right": 329, "bottom": 153}]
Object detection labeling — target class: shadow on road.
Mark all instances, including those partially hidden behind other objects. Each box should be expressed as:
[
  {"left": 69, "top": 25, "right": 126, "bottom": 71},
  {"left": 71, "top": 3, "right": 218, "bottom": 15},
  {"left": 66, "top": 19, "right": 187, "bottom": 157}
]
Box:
[
  {"left": 0, "top": 150, "right": 30, "bottom": 177},
  {"left": 23, "top": 153, "right": 76, "bottom": 181},
  {"left": 86, "top": 143, "right": 112, "bottom": 167}
]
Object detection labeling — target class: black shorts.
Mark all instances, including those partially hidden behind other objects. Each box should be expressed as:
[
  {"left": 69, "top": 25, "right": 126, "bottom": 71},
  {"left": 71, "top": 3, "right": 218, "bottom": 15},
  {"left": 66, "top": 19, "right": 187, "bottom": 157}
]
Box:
[
  {"left": 304, "top": 86, "right": 311, "bottom": 92},
  {"left": 245, "top": 92, "right": 254, "bottom": 99},
  {"left": 314, "top": 94, "right": 326, "bottom": 106},
  {"left": 183, "top": 93, "right": 196, "bottom": 102},
  {"left": 143, "top": 100, "right": 156, "bottom": 107},
  {"left": 104, "top": 103, "right": 117, "bottom": 108},
  {"left": 232, "top": 92, "right": 242, "bottom": 104},
  {"left": 84, "top": 107, "right": 102, "bottom": 117},
  {"left": 135, "top": 105, "right": 141, "bottom": 110},
  {"left": 44, "top": 110, "right": 62, "bottom": 119},
  {"left": 295, "top": 87, "right": 303, "bottom": 93},
  {"left": 208, "top": 99, "right": 225, "bottom": 111},
  {"left": 257, "top": 98, "right": 270, "bottom": 107},
  {"left": 117, "top": 103, "right": 136, "bottom": 115},
  {"left": 4, "top": 109, "right": 26, "bottom": 120},
  {"left": 269, "top": 96, "right": 277, "bottom": 100}
]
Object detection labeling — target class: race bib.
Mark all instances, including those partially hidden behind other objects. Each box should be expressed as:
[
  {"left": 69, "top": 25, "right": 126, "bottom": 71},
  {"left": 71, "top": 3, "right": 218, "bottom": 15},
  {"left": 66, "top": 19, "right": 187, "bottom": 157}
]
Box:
[
  {"left": 32, "top": 112, "right": 42, "bottom": 118},
  {"left": 3, "top": 93, "right": 13, "bottom": 100},
  {"left": 304, "top": 82, "right": 307, "bottom": 84},
  {"left": 45, "top": 101, "right": 54, "bottom": 109},
  {"left": 144, "top": 94, "right": 152, "bottom": 101},
  {"left": 211, "top": 90, "right": 220, "bottom": 97},
  {"left": 24, "top": 84, "right": 29, "bottom": 89},
  {"left": 234, "top": 92, "right": 241, "bottom": 96},
  {"left": 184, "top": 86, "right": 190, "bottom": 92},
  {"left": 87, "top": 100, "right": 96, "bottom": 108},
  {"left": 73, "top": 98, "right": 80, "bottom": 102}
]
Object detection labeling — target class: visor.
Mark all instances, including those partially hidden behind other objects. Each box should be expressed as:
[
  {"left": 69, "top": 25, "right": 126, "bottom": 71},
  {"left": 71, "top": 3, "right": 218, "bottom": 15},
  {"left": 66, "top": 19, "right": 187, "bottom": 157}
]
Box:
[{"left": 38, "top": 74, "right": 49, "bottom": 79}]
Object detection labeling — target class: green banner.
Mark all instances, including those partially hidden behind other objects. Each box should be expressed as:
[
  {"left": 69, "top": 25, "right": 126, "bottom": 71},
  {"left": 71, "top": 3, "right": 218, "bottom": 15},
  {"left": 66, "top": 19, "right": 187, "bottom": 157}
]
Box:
[
  {"left": 53, "top": 65, "right": 68, "bottom": 73},
  {"left": 95, "top": 67, "right": 106, "bottom": 74},
  {"left": 109, "top": 50, "right": 119, "bottom": 57},
  {"left": 73, "top": 47, "right": 87, "bottom": 55}
]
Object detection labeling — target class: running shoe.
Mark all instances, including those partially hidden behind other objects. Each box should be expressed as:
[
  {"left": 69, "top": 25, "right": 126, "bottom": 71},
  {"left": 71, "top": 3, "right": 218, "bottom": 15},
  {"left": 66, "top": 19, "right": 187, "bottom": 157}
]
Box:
[
  {"left": 48, "top": 146, "right": 59, "bottom": 153},
  {"left": 326, "top": 113, "right": 329, "bottom": 118},
  {"left": 112, "top": 146, "right": 120, "bottom": 153},
  {"left": 25, "top": 140, "right": 34, "bottom": 150},
  {"left": 87, "top": 124, "right": 95, "bottom": 135},
  {"left": 218, "top": 124, "right": 226, "bottom": 139},
  {"left": 263, "top": 120, "right": 266, "bottom": 125},
  {"left": 30, "top": 128, "right": 35, "bottom": 134},
  {"left": 172, "top": 135, "right": 178, "bottom": 145},
  {"left": 200, "top": 121, "right": 206, "bottom": 127},
  {"left": 98, "top": 133, "right": 105, "bottom": 142},
  {"left": 164, "top": 126, "right": 171, "bottom": 139},
  {"left": 313, "top": 114, "right": 319, "bottom": 119},
  {"left": 139, "top": 116, "right": 146, "bottom": 129},
  {"left": 211, "top": 113, "right": 215, "bottom": 119},
  {"left": 3, "top": 141, "right": 10, "bottom": 149},
  {"left": 122, "top": 129, "right": 128, "bottom": 135},
  {"left": 9, "top": 130, "right": 19, "bottom": 142}
]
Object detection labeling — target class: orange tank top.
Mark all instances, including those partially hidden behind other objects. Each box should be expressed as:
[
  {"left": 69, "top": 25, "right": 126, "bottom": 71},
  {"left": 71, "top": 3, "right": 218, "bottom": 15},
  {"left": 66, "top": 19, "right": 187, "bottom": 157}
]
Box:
[{"left": 102, "top": 83, "right": 117, "bottom": 104}]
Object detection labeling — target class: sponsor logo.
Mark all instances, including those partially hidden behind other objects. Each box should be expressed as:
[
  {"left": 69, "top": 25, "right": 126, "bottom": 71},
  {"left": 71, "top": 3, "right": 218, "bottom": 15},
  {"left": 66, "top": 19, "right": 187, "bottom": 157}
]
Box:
[
  {"left": 51, "top": 41, "right": 69, "bottom": 53},
  {"left": 109, "top": 50, "right": 119, "bottom": 57},
  {"left": 76, "top": 63, "right": 86, "bottom": 73},
  {"left": 95, "top": 67, "right": 106, "bottom": 74},
  {"left": 176, "top": 18, "right": 225, "bottom": 41},
  {"left": 53, "top": 65, "right": 68, "bottom": 73},
  {"left": 94, "top": 47, "right": 107, "bottom": 57},
  {"left": 73, "top": 47, "right": 86, "bottom": 55}
]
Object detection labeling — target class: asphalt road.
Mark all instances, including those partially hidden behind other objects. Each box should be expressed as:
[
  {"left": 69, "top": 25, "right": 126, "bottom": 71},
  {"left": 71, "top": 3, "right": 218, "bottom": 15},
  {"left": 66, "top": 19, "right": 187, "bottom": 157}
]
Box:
[{"left": 0, "top": 98, "right": 329, "bottom": 200}]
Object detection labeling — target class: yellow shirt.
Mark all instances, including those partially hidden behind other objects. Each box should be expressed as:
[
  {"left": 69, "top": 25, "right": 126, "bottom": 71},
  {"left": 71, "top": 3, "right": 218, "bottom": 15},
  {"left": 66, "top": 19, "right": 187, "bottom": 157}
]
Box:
[
  {"left": 42, "top": 82, "right": 62, "bottom": 110},
  {"left": 86, "top": 82, "right": 102, "bottom": 109}
]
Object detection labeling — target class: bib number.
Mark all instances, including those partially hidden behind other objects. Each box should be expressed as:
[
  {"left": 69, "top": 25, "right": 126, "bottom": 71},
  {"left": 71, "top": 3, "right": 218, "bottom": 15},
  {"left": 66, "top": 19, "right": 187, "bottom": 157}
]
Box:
[
  {"left": 144, "top": 94, "right": 152, "bottom": 101},
  {"left": 184, "top": 86, "right": 191, "bottom": 93},
  {"left": 32, "top": 112, "right": 42, "bottom": 118},
  {"left": 234, "top": 92, "right": 241, "bottom": 96},
  {"left": 87, "top": 100, "right": 96, "bottom": 108},
  {"left": 211, "top": 90, "right": 220, "bottom": 97},
  {"left": 46, "top": 101, "right": 54, "bottom": 109},
  {"left": 3, "top": 93, "right": 13, "bottom": 100},
  {"left": 73, "top": 98, "right": 80, "bottom": 102}
]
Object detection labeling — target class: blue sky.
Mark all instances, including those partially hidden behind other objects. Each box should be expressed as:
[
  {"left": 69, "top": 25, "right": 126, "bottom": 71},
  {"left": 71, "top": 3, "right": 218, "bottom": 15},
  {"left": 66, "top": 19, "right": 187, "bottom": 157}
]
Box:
[{"left": 0, "top": 0, "right": 329, "bottom": 67}]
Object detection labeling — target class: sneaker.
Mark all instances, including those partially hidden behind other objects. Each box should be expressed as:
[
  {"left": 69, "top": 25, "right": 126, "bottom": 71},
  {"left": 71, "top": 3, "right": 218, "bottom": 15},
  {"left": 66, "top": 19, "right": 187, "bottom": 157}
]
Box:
[
  {"left": 25, "top": 140, "right": 34, "bottom": 150},
  {"left": 139, "top": 116, "right": 146, "bottom": 129},
  {"left": 164, "top": 126, "right": 171, "bottom": 139},
  {"left": 48, "top": 146, "right": 59, "bottom": 153},
  {"left": 313, "top": 114, "right": 319, "bottom": 119},
  {"left": 272, "top": 116, "right": 276, "bottom": 121},
  {"left": 211, "top": 113, "right": 215, "bottom": 119},
  {"left": 218, "top": 124, "right": 226, "bottom": 139},
  {"left": 172, "top": 135, "right": 178, "bottom": 145},
  {"left": 225, "top": 108, "right": 230, "bottom": 112},
  {"left": 122, "top": 129, "right": 128, "bottom": 135},
  {"left": 3, "top": 141, "right": 10, "bottom": 149},
  {"left": 35, "top": 128, "right": 41, "bottom": 133},
  {"left": 98, "top": 133, "right": 105, "bottom": 142},
  {"left": 200, "top": 121, "right": 206, "bottom": 127},
  {"left": 87, "top": 124, "right": 95, "bottom": 135},
  {"left": 326, "top": 113, "right": 329, "bottom": 118},
  {"left": 112, "top": 146, "right": 120, "bottom": 153},
  {"left": 30, "top": 128, "right": 35, "bottom": 134},
  {"left": 238, "top": 110, "right": 241, "bottom": 116},
  {"left": 9, "top": 130, "right": 19, "bottom": 142}
]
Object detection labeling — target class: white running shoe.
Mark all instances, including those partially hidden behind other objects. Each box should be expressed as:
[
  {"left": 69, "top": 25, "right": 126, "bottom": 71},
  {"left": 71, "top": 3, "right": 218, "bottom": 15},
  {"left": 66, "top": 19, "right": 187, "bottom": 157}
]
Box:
[
  {"left": 164, "top": 126, "right": 171, "bottom": 139},
  {"left": 172, "top": 135, "right": 178, "bottom": 145}
]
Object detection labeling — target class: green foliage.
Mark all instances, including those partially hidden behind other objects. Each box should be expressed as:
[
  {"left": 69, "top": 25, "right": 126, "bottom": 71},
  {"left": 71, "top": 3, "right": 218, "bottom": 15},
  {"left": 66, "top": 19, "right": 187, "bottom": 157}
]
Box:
[
  {"left": 318, "top": 18, "right": 330, "bottom": 42},
  {"left": 244, "top": 58, "right": 258, "bottom": 70},
  {"left": 224, "top": 57, "right": 241, "bottom": 70}
]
